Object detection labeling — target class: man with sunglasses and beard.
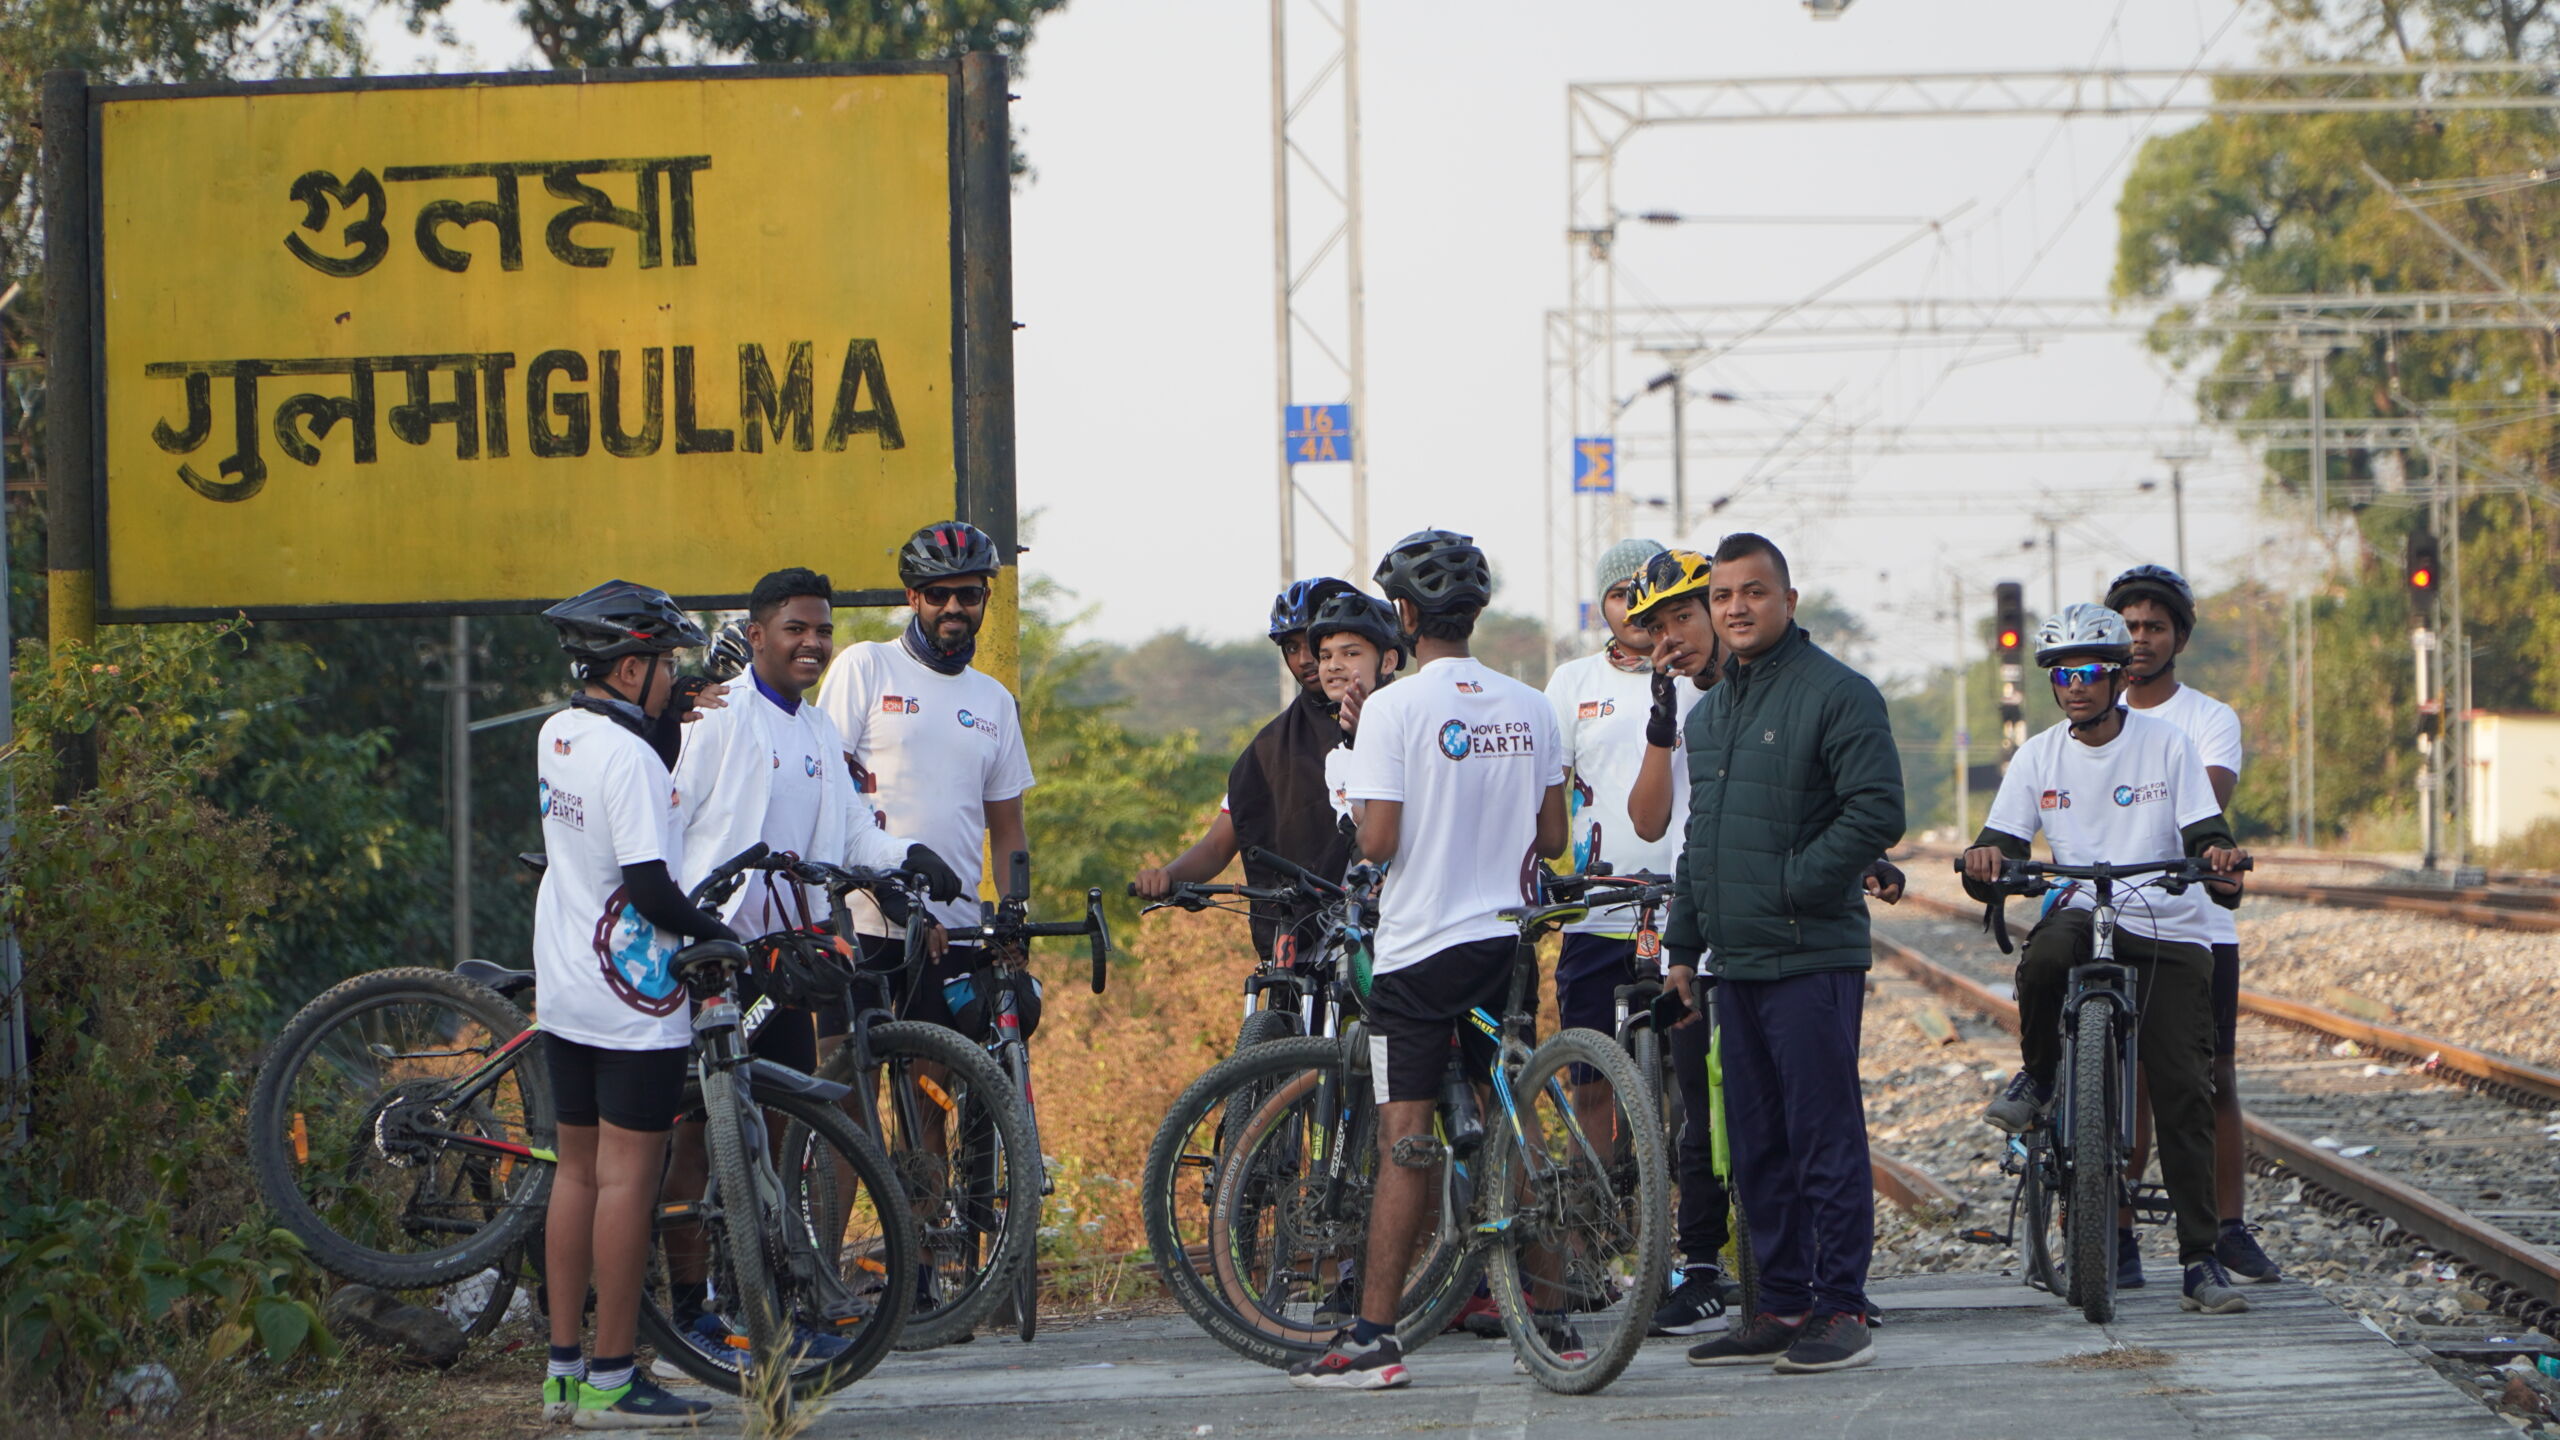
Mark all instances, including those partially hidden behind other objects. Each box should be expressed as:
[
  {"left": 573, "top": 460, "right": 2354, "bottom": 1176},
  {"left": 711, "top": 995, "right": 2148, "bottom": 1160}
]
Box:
[
  {"left": 814, "top": 522, "right": 1041, "bottom": 1057},
  {"left": 1962, "top": 603, "right": 2253, "bottom": 1319}
]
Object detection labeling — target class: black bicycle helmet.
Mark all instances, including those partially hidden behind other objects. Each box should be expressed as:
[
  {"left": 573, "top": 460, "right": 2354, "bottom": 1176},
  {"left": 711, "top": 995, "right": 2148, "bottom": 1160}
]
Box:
[
  {"left": 1268, "top": 576, "right": 1358, "bottom": 640},
  {"left": 897, "top": 521, "right": 999, "bottom": 585},
  {"left": 1305, "top": 590, "right": 1406, "bottom": 656},
  {"left": 2104, "top": 563, "right": 2196, "bottom": 636},
  {"left": 543, "top": 580, "right": 707, "bottom": 674},
  {"left": 1373, "top": 529, "right": 1492, "bottom": 614}
]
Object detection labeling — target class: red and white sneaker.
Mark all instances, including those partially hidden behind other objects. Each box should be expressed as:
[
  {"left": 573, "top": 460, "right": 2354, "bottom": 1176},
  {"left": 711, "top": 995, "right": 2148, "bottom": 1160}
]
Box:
[{"left": 1288, "top": 1332, "right": 1411, "bottom": 1390}]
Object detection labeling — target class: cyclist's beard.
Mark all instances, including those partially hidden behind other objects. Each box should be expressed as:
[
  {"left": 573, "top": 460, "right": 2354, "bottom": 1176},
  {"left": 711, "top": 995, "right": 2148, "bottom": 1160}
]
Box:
[{"left": 901, "top": 613, "right": 977, "bottom": 676}]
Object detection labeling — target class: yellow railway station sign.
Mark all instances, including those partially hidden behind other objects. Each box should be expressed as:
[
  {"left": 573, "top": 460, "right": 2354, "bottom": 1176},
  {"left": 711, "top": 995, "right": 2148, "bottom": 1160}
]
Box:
[{"left": 63, "top": 62, "right": 1017, "bottom": 619}]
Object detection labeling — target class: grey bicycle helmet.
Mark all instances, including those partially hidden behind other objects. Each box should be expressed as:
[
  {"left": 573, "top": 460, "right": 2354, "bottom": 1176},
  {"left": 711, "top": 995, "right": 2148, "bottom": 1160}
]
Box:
[
  {"left": 1305, "top": 590, "right": 1406, "bottom": 656},
  {"left": 1268, "top": 577, "right": 1358, "bottom": 640},
  {"left": 543, "top": 580, "right": 707, "bottom": 676},
  {"left": 705, "top": 618, "right": 752, "bottom": 683},
  {"left": 1373, "top": 529, "right": 1492, "bottom": 614},
  {"left": 2033, "top": 602, "right": 2133, "bottom": 668},
  {"left": 2104, "top": 564, "right": 2196, "bottom": 636},
  {"left": 897, "top": 521, "right": 999, "bottom": 585}
]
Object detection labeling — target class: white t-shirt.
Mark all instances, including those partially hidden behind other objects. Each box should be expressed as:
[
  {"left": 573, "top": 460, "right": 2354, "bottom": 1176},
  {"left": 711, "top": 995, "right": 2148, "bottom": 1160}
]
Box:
[
  {"left": 1343, "top": 656, "right": 1564, "bottom": 973},
  {"left": 2133, "top": 684, "right": 2244, "bottom": 945},
  {"left": 1544, "top": 652, "right": 1701, "bottom": 936},
  {"left": 813, "top": 640, "right": 1037, "bottom": 932},
  {"left": 1983, "top": 709, "right": 2225, "bottom": 948},
  {"left": 532, "top": 707, "right": 692, "bottom": 1052},
  {"left": 730, "top": 682, "right": 832, "bottom": 941}
]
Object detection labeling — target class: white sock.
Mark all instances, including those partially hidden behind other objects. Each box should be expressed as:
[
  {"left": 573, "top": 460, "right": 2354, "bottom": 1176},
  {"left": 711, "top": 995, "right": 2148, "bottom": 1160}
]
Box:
[{"left": 587, "top": 1362, "right": 635, "bottom": 1392}]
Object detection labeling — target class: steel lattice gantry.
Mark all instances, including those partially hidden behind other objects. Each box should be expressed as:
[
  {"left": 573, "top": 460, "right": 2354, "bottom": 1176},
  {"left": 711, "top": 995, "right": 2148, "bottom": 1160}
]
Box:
[{"left": 1555, "top": 62, "right": 2560, "bottom": 613}]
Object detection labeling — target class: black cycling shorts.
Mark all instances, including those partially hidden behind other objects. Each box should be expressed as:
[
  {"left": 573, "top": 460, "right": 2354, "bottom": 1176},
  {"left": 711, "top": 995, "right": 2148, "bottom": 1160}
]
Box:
[
  {"left": 1555, "top": 933, "right": 1636, "bottom": 1036},
  {"left": 2211, "top": 942, "right": 2240, "bottom": 1057},
  {"left": 547, "top": 1035, "right": 688, "bottom": 1133},
  {"left": 1364, "top": 937, "right": 1532, "bottom": 1105}
]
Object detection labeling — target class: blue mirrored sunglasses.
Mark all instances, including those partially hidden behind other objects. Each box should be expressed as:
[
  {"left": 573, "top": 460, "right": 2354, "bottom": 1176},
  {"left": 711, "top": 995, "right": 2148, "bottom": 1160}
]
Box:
[{"left": 2048, "top": 662, "right": 2119, "bottom": 689}]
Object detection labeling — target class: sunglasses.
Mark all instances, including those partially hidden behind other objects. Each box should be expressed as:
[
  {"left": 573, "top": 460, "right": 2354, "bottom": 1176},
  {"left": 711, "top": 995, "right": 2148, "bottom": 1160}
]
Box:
[
  {"left": 2048, "top": 662, "right": 2121, "bottom": 690},
  {"left": 915, "top": 584, "right": 989, "bottom": 607}
]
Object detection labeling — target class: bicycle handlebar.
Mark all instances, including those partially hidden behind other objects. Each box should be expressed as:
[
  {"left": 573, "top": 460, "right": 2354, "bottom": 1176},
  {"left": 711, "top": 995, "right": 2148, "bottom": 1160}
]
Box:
[
  {"left": 1240, "top": 845, "right": 1346, "bottom": 900},
  {"left": 1127, "top": 880, "right": 1303, "bottom": 915},
  {"left": 1951, "top": 853, "right": 2254, "bottom": 892}
]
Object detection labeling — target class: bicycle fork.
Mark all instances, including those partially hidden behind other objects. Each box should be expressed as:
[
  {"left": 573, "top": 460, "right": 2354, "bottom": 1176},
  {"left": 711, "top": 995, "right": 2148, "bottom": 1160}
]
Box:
[{"left": 988, "top": 986, "right": 1051, "bottom": 1196}]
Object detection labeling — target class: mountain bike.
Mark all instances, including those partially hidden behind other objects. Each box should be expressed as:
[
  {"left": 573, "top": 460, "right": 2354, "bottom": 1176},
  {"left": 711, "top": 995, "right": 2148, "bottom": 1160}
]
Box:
[
  {"left": 249, "top": 843, "right": 919, "bottom": 1397},
  {"left": 905, "top": 849, "right": 1112, "bottom": 1342},
  {"left": 1186, "top": 874, "right": 1672, "bottom": 1393},
  {"left": 1136, "top": 849, "right": 1376, "bottom": 1354},
  {"left": 1957, "top": 853, "right": 2247, "bottom": 1324}
]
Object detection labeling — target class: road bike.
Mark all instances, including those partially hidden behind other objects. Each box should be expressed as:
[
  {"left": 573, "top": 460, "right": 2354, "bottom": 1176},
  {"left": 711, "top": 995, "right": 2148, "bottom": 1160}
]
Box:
[
  {"left": 249, "top": 843, "right": 919, "bottom": 1397},
  {"left": 1957, "top": 853, "right": 2246, "bottom": 1324},
  {"left": 1177, "top": 873, "right": 1672, "bottom": 1393}
]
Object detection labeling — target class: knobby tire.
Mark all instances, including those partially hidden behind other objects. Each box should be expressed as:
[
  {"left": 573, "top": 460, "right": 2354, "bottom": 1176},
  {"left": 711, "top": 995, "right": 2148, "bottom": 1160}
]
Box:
[{"left": 2068, "top": 1002, "right": 2118, "bottom": 1325}]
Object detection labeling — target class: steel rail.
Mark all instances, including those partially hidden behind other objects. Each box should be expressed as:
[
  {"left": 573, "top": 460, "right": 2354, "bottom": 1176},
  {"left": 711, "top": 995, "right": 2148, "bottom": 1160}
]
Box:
[{"left": 1871, "top": 926, "right": 2560, "bottom": 1319}]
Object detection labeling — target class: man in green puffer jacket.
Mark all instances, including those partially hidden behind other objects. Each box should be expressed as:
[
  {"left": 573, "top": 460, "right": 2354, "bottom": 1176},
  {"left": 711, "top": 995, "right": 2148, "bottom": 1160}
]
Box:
[{"left": 1663, "top": 532, "right": 1904, "bottom": 1377}]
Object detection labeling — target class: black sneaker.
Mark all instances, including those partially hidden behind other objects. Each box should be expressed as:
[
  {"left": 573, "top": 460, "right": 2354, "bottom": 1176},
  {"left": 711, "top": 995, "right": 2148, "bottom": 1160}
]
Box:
[
  {"left": 1287, "top": 1331, "right": 1410, "bottom": 1390},
  {"left": 2215, "top": 1220, "right": 2281, "bottom": 1283},
  {"left": 2116, "top": 1228, "right": 2146, "bottom": 1290},
  {"left": 1650, "top": 1266, "right": 1731, "bottom": 1336},
  {"left": 1312, "top": 1275, "right": 1361, "bottom": 1326},
  {"left": 1772, "top": 1311, "right": 1873, "bottom": 1374},
  {"left": 572, "top": 1371, "right": 715, "bottom": 1429},
  {"left": 1687, "top": 1311, "right": 1801, "bottom": 1366},
  {"left": 1983, "top": 1069, "right": 2051, "bottom": 1133},
  {"left": 2181, "top": 1258, "right": 2250, "bottom": 1315}
]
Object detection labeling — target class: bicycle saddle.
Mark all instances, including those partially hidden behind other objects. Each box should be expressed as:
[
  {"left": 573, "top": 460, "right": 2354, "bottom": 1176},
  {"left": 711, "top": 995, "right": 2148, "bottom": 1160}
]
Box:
[
  {"left": 516, "top": 852, "right": 549, "bottom": 875},
  {"left": 455, "top": 958, "right": 537, "bottom": 998}
]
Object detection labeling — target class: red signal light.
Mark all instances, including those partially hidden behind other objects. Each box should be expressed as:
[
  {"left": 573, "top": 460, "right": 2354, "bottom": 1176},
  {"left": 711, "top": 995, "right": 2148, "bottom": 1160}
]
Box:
[
  {"left": 2411, "top": 567, "right": 2433, "bottom": 590},
  {"left": 1998, "top": 629, "right": 2021, "bottom": 649}
]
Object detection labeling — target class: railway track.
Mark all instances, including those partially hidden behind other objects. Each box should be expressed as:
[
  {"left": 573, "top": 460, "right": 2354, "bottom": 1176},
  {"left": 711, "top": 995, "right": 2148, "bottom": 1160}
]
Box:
[{"left": 1876, "top": 895, "right": 2560, "bottom": 1328}]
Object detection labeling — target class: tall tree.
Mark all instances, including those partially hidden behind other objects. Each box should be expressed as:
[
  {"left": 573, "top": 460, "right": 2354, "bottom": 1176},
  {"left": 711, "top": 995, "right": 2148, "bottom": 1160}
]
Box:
[
  {"left": 2112, "top": 0, "right": 2560, "bottom": 835},
  {"left": 391, "top": 0, "right": 1070, "bottom": 70}
]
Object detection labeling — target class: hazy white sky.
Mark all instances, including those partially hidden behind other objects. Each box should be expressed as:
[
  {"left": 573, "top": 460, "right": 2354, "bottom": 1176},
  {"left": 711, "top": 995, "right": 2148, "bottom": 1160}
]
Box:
[{"left": 367, "top": 1, "right": 2281, "bottom": 676}]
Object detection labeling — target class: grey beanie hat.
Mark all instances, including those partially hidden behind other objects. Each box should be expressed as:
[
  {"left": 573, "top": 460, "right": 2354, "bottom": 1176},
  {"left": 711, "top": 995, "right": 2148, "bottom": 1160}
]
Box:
[{"left": 1595, "top": 538, "right": 1668, "bottom": 600}]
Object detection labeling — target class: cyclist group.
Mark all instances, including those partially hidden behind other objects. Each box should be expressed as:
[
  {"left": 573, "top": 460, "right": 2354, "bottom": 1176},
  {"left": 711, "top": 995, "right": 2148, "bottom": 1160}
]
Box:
[{"left": 524, "top": 515, "right": 2278, "bottom": 1422}]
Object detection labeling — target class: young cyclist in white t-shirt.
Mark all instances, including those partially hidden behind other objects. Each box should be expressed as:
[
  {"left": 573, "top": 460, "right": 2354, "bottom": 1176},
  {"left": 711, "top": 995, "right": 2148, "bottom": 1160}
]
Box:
[
  {"left": 1960, "top": 603, "right": 2253, "bottom": 1319},
  {"left": 1309, "top": 588, "right": 1406, "bottom": 835},
  {"left": 531, "top": 581, "right": 735, "bottom": 1429},
  {"left": 659, "top": 568, "right": 963, "bottom": 1365},
  {"left": 1288, "top": 530, "right": 1567, "bottom": 1392},
  {"left": 2104, "top": 564, "right": 2278, "bottom": 1286}
]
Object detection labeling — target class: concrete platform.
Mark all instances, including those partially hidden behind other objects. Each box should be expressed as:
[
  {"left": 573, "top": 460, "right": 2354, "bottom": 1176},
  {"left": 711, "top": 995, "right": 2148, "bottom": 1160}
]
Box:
[{"left": 768, "top": 1270, "right": 2510, "bottom": 1440}]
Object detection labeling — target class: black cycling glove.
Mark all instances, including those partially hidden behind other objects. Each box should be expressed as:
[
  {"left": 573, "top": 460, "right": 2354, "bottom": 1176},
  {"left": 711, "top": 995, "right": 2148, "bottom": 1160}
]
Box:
[
  {"left": 1864, "top": 858, "right": 1906, "bottom": 896},
  {"left": 904, "top": 843, "right": 965, "bottom": 903},
  {"left": 1645, "top": 669, "right": 1680, "bottom": 749}
]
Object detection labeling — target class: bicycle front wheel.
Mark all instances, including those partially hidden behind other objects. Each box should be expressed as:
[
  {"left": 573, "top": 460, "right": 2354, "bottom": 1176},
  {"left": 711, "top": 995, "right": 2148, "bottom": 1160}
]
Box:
[
  {"left": 249, "top": 968, "right": 553, "bottom": 1289},
  {"left": 2067, "top": 1002, "right": 2118, "bottom": 1324},
  {"left": 1189, "top": 1037, "right": 1476, "bottom": 1369},
  {"left": 822, "top": 1022, "right": 1039, "bottom": 1349},
  {"left": 640, "top": 1083, "right": 914, "bottom": 1397},
  {"left": 1485, "top": 1027, "right": 1670, "bottom": 1396},
  {"left": 702, "top": 1065, "right": 787, "bottom": 1368}
]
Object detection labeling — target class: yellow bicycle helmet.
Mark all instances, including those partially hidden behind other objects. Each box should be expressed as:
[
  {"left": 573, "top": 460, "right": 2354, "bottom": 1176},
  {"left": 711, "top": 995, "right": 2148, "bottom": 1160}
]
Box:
[{"left": 1628, "top": 548, "right": 1713, "bottom": 622}]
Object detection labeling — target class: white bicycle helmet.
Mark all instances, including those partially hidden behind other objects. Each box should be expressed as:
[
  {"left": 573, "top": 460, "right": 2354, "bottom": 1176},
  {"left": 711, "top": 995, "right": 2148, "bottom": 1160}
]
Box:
[{"left": 2033, "top": 602, "right": 2133, "bottom": 668}]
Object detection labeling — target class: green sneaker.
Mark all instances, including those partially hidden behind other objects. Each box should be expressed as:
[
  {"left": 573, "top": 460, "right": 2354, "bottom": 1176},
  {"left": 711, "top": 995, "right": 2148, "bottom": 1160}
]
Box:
[
  {"left": 541, "top": 1374, "right": 580, "bottom": 1423},
  {"left": 573, "top": 1371, "right": 715, "bottom": 1430}
]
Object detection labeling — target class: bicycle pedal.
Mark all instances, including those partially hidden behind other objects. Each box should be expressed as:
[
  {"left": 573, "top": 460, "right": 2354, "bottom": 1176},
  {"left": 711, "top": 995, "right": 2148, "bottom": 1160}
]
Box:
[
  {"left": 1958, "top": 1227, "right": 2011, "bottom": 1247},
  {"left": 2128, "top": 1183, "right": 2175, "bottom": 1226}
]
